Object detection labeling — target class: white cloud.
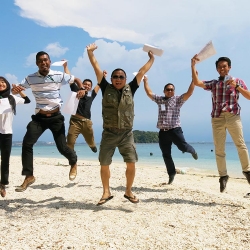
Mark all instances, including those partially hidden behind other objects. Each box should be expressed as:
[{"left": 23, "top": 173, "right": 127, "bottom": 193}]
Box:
[
  {"left": 5, "top": 73, "right": 19, "bottom": 84},
  {"left": 25, "top": 52, "right": 36, "bottom": 67},
  {"left": 45, "top": 42, "right": 68, "bottom": 57},
  {"left": 15, "top": 0, "right": 250, "bottom": 51},
  {"left": 24, "top": 43, "right": 68, "bottom": 67}
]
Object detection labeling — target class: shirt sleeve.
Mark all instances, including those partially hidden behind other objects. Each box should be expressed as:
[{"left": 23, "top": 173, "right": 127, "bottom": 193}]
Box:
[
  {"left": 70, "top": 82, "right": 79, "bottom": 92},
  {"left": 128, "top": 77, "right": 139, "bottom": 96},
  {"left": 62, "top": 73, "right": 75, "bottom": 85},
  {"left": 202, "top": 80, "right": 214, "bottom": 91},
  {"left": 13, "top": 95, "right": 25, "bottom": 104},
  {"left": 99, "top": 77, "right": 109, "bottom": 96},
  {"left": 19, "top": 77, "right": 31, "bottom": 89},
  {"left": 237, "top": 79, "right": 248, "bottom": 90}
]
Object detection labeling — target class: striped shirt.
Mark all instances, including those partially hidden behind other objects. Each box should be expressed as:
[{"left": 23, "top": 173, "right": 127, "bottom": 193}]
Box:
[
  {"left": 20, "top": 70, "right": 74, "bottom": 114},
  {"left": 203, "top": 77, "right": 247, "bottom": 117},
  {"left": 152, "top": 94, "right": 185, "bottom": 129}
]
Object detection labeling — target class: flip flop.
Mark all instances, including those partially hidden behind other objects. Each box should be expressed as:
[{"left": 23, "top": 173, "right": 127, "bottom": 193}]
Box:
[
  {"left": 244, "top": 193, "right": 250, "bottom": 198},
  {"left": 124, "top": 194, "right": 139, "bottom": 204},
  {"left": 96, "top": 195, "right": 114, "bottom": 206}
]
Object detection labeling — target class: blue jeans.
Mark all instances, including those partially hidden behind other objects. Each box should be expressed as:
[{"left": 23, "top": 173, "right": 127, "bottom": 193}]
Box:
[
  {"left": 21, "top": 114, "right": 77, "bottom": 176},
  {"left": 159, "top": 127, "right": 196, "bottom": 176}
]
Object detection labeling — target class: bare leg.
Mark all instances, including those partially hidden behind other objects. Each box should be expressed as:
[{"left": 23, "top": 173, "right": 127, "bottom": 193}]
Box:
[
  {"left": 97, "top": 165, "right": 113, "bottom": 205},
  {"left": 124, "top": 162, "right": 139, "bottom": 202}
]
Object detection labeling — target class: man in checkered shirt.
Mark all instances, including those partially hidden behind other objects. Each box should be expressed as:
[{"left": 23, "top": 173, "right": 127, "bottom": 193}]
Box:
[
  {"left": 191, "top": 55, "right": 250, "bottom": 193},
  {"left": 143, "top": 76, "right": 198, "bottom": 185}
]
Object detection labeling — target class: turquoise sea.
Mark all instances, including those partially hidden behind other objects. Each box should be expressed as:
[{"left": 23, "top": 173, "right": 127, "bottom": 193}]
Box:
[{"left": 11, "top": 142, "right": 250, "bottom": 178}]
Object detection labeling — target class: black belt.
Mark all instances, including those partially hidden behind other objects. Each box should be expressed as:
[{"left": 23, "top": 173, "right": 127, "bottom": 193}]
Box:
[
  {"left": 160, "top": 128, "right": 171, "bottom": 131},
  {"left": 37, "top": 111, "right": 61, "bottom": 117}
]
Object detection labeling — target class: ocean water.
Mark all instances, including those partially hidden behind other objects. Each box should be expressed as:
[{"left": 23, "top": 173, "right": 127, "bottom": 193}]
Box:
[{"left": 11, "top": 142, "right": 250, "bottom": 178}]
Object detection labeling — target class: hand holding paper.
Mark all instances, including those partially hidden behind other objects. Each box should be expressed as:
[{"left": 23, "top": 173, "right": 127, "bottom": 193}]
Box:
[
  {"left": 196, "top": 41, "right": 216, "bottom": 63},
  {"left": 143, "top": 44, "right": 164, "bottom": 57}
]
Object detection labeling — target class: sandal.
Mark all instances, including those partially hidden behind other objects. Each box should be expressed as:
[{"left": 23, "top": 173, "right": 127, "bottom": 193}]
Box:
[{"left": 96, "top": 195, "right": 114, "bottom": 206}]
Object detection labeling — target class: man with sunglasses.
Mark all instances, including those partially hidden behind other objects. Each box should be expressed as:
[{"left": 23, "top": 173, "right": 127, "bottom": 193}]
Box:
[
  {"left": 87, "top": 43, "right": 154, "bottom": 205},
  {"left": 143, "top": 76, "right": 198, "bottom": 185}
]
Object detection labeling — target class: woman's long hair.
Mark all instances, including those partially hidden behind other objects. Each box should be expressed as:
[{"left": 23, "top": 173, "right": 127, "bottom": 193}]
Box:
[{"left": 0, "top": 76, "right": 16, "bottom": 115}]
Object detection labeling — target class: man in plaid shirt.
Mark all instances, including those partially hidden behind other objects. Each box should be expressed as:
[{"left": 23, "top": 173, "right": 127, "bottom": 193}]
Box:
[
  {"left": 191, "top": 55, "right": 250, "bottom": 193},
  {"left": 143, "top": 76, "right": 198, "bottom": 185}
]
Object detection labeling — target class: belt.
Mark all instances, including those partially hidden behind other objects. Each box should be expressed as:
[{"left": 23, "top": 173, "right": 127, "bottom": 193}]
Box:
[
  {"left": 71, "top": 116, "right": 88, "bottom": 122},
  {"left": 37, "top": 111, "right": 60, "bottom": 117},
  {"left": 160, "top": 128, "right": 171, "bottom": 131}
]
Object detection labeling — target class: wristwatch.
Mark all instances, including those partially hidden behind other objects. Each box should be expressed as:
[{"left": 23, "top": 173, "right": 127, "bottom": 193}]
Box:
[{"left": 235, "top": 83, "right": 240, "bottom": 89}]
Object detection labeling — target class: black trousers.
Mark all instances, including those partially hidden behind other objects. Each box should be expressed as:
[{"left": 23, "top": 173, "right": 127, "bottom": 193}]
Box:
[
  {"left": 21, "top": 113, "right": 77, "bottom": 176},
  {"left": 159, "top": 127, "right": 196, "bottom": 176},
  {"left": 0, "top": 133, "right": 12, "bottom": 185}
]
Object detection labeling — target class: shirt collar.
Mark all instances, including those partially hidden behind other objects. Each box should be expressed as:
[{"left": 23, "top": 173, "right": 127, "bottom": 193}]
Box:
[{"left": 36, "top": 69, "right": 54, "bottom": 77}]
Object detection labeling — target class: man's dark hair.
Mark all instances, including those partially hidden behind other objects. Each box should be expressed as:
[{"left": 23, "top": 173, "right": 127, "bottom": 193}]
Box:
[
  {"left": 83, "top": 79, "right": 93, "bottom": 87},
  {"left": 215, "top": 57, "right": 231, "bottom": 68},
  {"left": 111, "top": 68, "right": 127, "bottom": 78},
  {"left": 164, "top": 83, "right": 175, "bottom": 91},
  {"left": 36, "top": 51, "right": 50, "bottom": 61}
]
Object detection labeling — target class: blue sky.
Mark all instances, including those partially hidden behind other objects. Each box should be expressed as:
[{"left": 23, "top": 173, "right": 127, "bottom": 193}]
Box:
[{"left": 2, "top": 0, "right": 250, "bottom": 143}]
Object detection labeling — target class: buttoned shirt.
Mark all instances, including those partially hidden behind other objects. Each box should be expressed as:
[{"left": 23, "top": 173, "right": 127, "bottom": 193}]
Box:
[
  {"left": 20, "top": 70, "right": 74, "bottom": 114},
  {"left": 152, "top": 94, "right": 185, "bottom": 129},
  {"left": 203, "top": 77, "right": 247, "bottom": 117}
]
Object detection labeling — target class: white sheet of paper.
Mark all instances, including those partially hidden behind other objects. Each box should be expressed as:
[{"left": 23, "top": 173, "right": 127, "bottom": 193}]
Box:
[
  {"left": 132, "top": 72, "right": 147, "bottom": 80},
  {"left": 51, "top": 60, "right": 68, "bottom": 66},
  {"left": 196, "top": 41, "right": 216, "bottom": 63},
  {"left": 62, "top": 92, "right": 79, "bottom": 115},
  {"left": 0, "top": 98, "right": 12, "bottom": 114},
  {"left": 143, "top": 44, "right": 164, "bottom": 57}
]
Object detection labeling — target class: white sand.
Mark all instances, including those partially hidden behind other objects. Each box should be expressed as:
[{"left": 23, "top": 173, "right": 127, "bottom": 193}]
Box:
[{"left": 1, "top": 156, "right": 250, "bottom": 249}]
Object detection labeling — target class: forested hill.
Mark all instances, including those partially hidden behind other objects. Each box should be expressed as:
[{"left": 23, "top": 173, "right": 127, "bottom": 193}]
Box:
[{"left": 133, "top": 130, "right": 159, "bottom": 143}]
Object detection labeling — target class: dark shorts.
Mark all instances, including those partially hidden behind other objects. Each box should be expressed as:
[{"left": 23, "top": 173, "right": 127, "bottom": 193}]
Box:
[{"left": 99, "top": 128, "right": 138, "bottom": 165}]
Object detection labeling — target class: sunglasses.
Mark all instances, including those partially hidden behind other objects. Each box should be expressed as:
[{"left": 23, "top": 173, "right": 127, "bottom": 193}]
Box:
[
  {"left": 165, "top": 88, "right": 174, "bottom": 92},
  {"left": 112, "top": 75, "right": 126, "bottom": 80}
]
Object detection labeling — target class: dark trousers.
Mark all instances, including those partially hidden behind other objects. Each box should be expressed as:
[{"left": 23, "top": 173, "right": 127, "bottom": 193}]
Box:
[
  {"left": 0, "top": 133, "right": 12, "bottom": 185},
  {"left": 159, "top": 127, "right": 196, "bottom": 176},
  {"left": 22, "top": 114, "right": 77, "bottom": 176}
]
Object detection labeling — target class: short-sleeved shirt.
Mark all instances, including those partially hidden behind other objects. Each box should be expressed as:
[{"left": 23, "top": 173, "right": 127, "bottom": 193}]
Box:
[
  {"left": 70, "top": 83, "right": 97, "bottom": 119},
  {"left": 152, "top": 94, "right": 185, "bottom": 129},
  {"left": 0, "top": 95, "right": 26, "bottom": 134},
  {"left": 20, "top": 69, "right": 75, "bottom": 114},
  {"left": 99, "top": 76, "right": 139, "bottom": 97},
  {"left": 203, "top": 77, "right": 247, "bottom": 117}
]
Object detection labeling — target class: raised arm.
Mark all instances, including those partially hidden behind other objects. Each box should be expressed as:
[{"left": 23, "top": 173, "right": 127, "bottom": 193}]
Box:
[
  {"left": 182, "top": 80, "right": 195, "bottom": 101},
  {"left": 93, "top": 70, "right": 107, "bottom": 94},
  {"left": 86, "top": 43, "right": 103, "bottom": 84},
  {"left": 136, "top": 51, "right": 155, "bottom": 85},
  {"left": 62, "top": 60, "right": 70, "bottom": 74},
  {"left": 191, "top": 54, "right": 206, "bottom": 88},
  {"left": 143, "top": 76, "right": 153, "bottom": 100}
]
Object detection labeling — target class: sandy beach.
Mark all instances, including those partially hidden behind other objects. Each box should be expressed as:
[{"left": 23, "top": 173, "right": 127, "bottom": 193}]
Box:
[{"left": 1, "top": 156, "right": 250, "bottom": 250}]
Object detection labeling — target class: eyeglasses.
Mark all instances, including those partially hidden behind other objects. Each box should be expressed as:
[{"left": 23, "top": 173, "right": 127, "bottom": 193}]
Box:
[
  {"left": 112, "top": 75, "right": 126, "bottom": 80},
  {"left": 165, "top": 88, "right": 174, "bottom": 92}
]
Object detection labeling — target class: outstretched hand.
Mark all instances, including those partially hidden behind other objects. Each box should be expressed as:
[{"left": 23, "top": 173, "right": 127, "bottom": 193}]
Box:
[
  {"left": 86, "top": 43, "right": 98, "bottom": 52},
  {"left": 11, "top": 84, "right": 25, "bottom": 94},
  {"left": 191, "top": 54, "right": 200, "bottom": 67},
  {"left": 148, "top": 51, "right": 154, "bottom": 59},
  {"left": 103, "top": 70, "right": 108, "bottom": 78}
]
